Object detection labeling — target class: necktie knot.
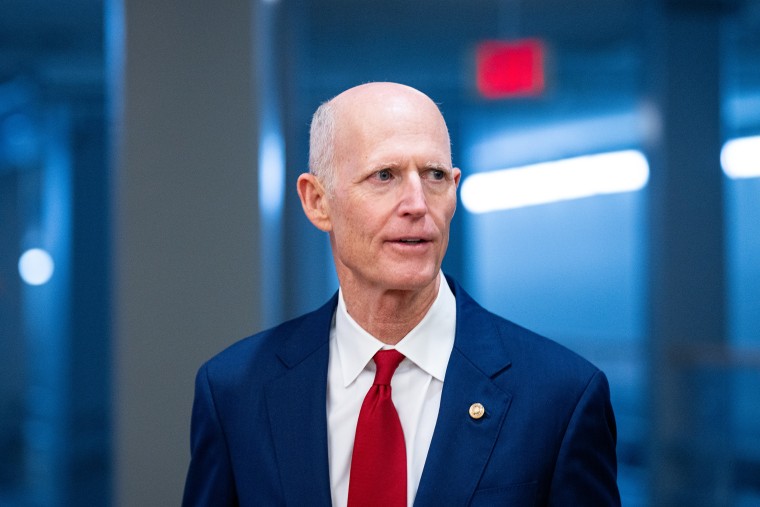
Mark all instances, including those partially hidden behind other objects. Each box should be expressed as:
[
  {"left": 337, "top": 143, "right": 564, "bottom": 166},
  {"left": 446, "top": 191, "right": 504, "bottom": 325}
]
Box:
[{"left": 373, "top": 349, "right": 404, "bottom": 386}]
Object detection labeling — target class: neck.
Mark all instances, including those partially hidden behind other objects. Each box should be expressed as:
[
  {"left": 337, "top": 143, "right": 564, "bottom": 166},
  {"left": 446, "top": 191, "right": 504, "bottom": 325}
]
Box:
[{"left": 340, "top": 275, "right": 441, "bottom": 345}]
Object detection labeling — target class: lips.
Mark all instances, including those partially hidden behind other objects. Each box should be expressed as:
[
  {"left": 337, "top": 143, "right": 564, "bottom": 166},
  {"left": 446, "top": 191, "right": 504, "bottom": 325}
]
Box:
[
  {"left": 392, "top": 236, "right": 433, "bottom": 244},
  {"left": 387, "top": 237, "right": 435, "bottom": 253}
]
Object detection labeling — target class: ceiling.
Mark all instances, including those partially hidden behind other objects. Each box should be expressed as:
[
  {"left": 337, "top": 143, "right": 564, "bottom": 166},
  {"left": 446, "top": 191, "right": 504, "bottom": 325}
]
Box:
[{"left": 0, "top": 0, "right": 757, "bottom": 122}]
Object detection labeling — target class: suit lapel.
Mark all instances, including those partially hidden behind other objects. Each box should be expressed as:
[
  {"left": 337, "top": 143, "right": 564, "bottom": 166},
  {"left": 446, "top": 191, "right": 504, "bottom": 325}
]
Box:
[
  {"left": 414, "top": 280, "right": 513, "bottom": 506},
  {"left": 264, "top": 295, "right": 338, "bottom": 507}
]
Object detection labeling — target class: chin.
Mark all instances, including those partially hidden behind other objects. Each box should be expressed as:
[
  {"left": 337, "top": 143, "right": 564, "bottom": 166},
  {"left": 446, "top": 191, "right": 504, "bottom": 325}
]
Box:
[{"left": 384, "top": 269, "right": 439, "bottom": 292}]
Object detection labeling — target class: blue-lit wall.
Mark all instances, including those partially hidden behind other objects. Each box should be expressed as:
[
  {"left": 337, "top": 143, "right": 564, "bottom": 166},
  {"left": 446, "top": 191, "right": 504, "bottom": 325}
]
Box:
[{"left": 0, "top": 79, "right": 111, "bottom": 504}]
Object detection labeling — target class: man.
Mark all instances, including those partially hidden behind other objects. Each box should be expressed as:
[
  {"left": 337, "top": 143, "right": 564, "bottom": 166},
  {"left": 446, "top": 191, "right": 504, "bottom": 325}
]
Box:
[{"left": 183, "top": 82, "right": 620, "bottom": 506}]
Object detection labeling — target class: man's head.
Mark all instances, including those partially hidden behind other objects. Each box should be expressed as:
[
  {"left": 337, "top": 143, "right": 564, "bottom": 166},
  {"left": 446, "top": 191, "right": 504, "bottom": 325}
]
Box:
[{"left": 298, "top": 82, "right": 461, "bottom": 295}]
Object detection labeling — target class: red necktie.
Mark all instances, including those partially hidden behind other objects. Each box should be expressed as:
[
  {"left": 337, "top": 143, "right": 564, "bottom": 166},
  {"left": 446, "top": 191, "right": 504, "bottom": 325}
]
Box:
[{"left": 347, "top": 349, "right": 407, "bottom": 507}]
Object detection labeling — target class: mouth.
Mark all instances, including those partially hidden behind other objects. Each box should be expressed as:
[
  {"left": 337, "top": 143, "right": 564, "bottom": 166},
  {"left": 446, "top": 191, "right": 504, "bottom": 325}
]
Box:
[{"left": 389, "top": 237, "right": 433, "bottom": 248}]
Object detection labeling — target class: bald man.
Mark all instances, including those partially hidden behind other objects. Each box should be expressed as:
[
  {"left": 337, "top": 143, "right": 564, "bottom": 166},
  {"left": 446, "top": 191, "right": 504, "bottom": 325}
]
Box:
[{"left": 182, "top": 82, "right": 620, "bottom": 507}]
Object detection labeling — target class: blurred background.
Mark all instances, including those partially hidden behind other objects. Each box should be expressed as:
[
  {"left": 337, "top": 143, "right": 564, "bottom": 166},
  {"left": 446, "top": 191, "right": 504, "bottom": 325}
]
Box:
[{"left": 1, "top": 0, "right": 758, "bottom": 505}]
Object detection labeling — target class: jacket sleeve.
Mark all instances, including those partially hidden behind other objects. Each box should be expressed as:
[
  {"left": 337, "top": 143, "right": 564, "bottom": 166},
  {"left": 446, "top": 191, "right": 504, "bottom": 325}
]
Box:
[
  {"left": 548, "top": 370, "right": 621, "bottom": 507},
  {"left": 182, "top": 364, "right": 238, "bottom": 507}
]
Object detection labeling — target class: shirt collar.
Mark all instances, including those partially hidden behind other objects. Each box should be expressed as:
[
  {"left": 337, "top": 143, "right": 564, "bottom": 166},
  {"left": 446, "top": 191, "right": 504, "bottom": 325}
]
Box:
[{"left": 335, "top": 274, "right": 457, "bottom": 387}]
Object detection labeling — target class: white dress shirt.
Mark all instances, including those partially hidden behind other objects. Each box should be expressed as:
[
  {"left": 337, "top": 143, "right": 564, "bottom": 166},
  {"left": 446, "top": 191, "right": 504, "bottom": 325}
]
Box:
[{"left": 326, "top": 275, "right": 457, "bottom": 507}]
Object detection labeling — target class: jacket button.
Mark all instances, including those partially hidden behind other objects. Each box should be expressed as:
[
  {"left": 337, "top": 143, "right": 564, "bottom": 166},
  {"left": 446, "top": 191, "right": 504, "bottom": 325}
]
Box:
[{"left": 469, "top": 403, "right": 485, "bottom": 420}]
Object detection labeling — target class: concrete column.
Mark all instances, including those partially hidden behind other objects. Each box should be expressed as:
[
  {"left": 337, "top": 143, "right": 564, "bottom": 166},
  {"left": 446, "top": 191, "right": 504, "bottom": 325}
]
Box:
[
  {"left": 645, "top": 1, "right": 734, "bottom": 505},
  {"left": 111, "top": 1, "right": 261, "bottom": 504}
]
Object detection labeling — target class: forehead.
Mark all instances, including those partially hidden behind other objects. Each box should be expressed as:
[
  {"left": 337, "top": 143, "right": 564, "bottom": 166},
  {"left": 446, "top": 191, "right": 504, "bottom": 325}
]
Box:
[{"left": 334, "top": 91, "right": 452, "bottom": 166}]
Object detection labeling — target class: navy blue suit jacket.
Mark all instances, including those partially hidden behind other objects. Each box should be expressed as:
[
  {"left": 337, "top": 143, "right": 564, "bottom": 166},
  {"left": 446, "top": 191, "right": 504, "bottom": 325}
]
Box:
[{"left": 183, "top": 278, "right": 620, "bottom": 506}]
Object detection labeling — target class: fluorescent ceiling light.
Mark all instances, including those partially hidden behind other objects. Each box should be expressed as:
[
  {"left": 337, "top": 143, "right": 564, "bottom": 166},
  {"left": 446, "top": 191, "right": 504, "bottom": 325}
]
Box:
[
  {"left": 721, "top": 135, "right": 760, "bottom": 179},
  {"left": 461, "top": 150, "right": 649, "bottom": 214}
]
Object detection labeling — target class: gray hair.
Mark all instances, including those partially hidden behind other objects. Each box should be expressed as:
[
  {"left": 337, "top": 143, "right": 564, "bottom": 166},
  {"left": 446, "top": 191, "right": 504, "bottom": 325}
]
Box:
[{"left": 308, "top": 99, "right": 338, "bottom": 195}]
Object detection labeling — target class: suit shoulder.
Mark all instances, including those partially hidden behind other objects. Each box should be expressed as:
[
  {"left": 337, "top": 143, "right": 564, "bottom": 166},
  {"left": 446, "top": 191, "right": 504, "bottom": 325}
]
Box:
[
  {"left": 451, "top": 278, "right": 599, "bottom": 379},
  {"left": 200, "top": 295, "right": 337, "bottom": 387},
  {"left": 498, "top": 314, "right": 599, "bottom": 375},
  {"left": 483, "top": 310, "right": 610, "bottom": 414}
]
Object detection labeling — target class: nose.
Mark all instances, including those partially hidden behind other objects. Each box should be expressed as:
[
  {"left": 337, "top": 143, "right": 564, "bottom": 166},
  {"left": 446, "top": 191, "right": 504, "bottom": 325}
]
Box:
[{"left": 398, "top": 173, "right": 427, "bottom": 217}]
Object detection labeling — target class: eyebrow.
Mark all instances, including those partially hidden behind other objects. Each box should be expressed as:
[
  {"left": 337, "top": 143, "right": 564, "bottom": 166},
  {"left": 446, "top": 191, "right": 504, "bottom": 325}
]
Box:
[
  {"left": 424, "top": 162, "right": 453, "bottom": 172},
  {"left": 365, "top": 161, "right": 452, "bottom": 174}
]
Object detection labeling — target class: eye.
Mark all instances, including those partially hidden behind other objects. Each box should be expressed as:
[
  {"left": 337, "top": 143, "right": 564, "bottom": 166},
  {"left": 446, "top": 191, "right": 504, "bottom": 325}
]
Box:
[
  {"left": 375, "top": 169, "right": 392, "bottom": 181},
  {"left": 429, "top": 169, "right": 446, "bottom": 180}
]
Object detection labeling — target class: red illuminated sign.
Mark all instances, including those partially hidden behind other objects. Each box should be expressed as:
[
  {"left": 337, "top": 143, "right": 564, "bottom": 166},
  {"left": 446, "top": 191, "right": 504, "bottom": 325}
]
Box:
[{"left": 476, "top": 39, "right": 546, "bottom": 99}]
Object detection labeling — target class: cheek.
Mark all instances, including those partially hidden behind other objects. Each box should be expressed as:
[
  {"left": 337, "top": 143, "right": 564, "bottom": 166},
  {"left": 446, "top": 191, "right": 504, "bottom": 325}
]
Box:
[
  {"left": 434, "top": 195, "right": 458, "bottom": 226},
  {"left": 336, "top": 197, "right": 387, "bottom": 234},
  {"left": 331, "top": 208, "right": 373, "bottom": 253}
]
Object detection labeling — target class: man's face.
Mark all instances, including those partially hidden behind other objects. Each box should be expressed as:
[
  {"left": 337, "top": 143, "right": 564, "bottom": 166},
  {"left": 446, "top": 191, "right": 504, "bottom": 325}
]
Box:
[{"left": 323, "top": 87, "right": 461, "bottom": 294}]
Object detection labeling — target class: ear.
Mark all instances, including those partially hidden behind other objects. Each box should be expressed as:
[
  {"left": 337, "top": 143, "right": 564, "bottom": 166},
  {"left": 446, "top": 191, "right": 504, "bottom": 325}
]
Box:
[
  {"left": 297, "top": 173, "right": 332, "bottom": 232},
  {"left": 453, "top": 167, "right": 462, "bottom": 187}
]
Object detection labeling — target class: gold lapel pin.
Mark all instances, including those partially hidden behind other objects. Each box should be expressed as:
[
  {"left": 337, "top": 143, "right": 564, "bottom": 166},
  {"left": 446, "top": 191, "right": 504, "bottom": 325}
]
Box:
[{"left": 469, "top": 402, "right": 485, "bottom": 420}]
